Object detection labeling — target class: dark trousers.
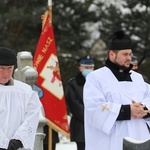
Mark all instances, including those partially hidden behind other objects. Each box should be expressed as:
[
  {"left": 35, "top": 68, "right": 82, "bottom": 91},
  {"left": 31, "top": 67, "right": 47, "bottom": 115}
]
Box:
[{"left": 76, "top": 142, "right": 85, "bottom": 150}]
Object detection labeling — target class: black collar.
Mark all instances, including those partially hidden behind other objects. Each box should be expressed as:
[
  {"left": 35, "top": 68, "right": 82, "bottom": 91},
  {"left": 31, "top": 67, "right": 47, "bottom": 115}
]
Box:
[{"left": 105, "top": 58, "right": 133, "bottom": 81}]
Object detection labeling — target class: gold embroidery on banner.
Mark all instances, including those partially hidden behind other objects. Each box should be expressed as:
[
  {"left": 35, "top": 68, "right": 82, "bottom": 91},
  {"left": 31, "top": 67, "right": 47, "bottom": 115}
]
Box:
[
  {"left": 42, "top": 37, "right": 53, "bottom": 54},
  {"left": 34, "top": 54, "right": 44, "bottom": 68}
]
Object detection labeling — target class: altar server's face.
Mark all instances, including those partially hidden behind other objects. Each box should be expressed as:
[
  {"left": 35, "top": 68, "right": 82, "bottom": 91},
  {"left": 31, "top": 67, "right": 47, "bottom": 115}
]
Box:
[
  {"left": 109, "top": 49, "right": 132, "bottom": 69},
  {"left": 0, "top": 65, "right": 14, "bottom": 85}
]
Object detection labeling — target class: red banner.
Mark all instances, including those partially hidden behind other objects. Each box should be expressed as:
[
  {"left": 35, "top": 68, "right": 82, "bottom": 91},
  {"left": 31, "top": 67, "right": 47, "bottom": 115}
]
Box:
[{"left": 33, "top": 10, "right": 70, "bottom": 136}]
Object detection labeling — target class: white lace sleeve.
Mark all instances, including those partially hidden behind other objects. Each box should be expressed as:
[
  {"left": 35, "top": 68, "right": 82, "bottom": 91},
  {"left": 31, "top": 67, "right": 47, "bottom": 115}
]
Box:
[{"left": 0, "top": 128, "right": 9, "bottom": 149}]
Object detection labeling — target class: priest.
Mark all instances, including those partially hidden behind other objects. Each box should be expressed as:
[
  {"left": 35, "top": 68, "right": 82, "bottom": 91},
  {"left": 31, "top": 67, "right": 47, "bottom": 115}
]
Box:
[
  {"left": 0, "top": 47, "right": 41, "bottom": 150},
  {"left": 83, "top": 30, "right": 150, "bottom": 150}
]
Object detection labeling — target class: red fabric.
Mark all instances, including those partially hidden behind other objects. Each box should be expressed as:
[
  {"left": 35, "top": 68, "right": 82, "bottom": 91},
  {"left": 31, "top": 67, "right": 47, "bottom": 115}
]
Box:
[{"left": 33, "top": 11, "right": 70, "bottom": 136}]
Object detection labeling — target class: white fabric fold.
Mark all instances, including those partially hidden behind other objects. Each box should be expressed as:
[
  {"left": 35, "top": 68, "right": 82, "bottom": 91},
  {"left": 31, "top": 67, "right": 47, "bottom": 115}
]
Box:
[{"left": 0, "top": 79, "right": 41, "bottom": 150}]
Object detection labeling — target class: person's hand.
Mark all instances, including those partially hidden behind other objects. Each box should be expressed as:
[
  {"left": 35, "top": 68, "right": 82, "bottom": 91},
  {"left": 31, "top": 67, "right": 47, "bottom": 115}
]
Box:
[
  {"left": 7, "top": 139, "right": 23, "bottom": 150},
  {"left": 130, "top": 100, "right": 150, "bottom": 119}
]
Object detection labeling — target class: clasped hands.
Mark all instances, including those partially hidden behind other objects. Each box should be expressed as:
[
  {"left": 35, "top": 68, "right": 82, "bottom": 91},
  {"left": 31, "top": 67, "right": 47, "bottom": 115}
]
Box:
[
  {"left": 0, "top": 139, "right": 23, "bottom": 150},
  {"left": 131, "top": 100, "right": 150, "bottom": 119},
  {"left": 5, "top": 139, "right": 23, "bottom": 150}
]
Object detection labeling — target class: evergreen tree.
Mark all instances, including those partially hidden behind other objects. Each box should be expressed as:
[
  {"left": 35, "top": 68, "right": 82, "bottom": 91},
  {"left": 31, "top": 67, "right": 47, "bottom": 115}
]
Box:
[
  {"left": 0, "top": 0, "right": 47, "bottom": 52},
  {"left": 53, "top": 0, "right": 97, "bottom": 51}
]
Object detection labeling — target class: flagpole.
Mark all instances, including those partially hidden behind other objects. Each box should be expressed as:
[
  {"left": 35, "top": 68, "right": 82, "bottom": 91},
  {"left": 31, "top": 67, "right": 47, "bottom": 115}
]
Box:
[
  {"left": 47, "top": 1, "right": 53, "bottom": 150},
  {"left": 48, "top": 0, "right": 52, "bottom": 12},
  {"left": 47, "top": 0, "right": 53, "bottom": 149},
  {"left": 47, "top": 3, "right": 53, "bottom": 150},
  {"left": 48, "top": 126, "right": 53, "bottom": 150},
  {"left": 48, "top": 0, "right": 52, "bottom": 6}
]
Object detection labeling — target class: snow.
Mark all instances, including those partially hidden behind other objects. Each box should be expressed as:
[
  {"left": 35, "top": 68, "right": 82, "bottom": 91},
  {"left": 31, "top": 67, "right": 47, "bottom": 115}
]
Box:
[{"left": 19, "top": 51, "right": 33, "bottom": 59}]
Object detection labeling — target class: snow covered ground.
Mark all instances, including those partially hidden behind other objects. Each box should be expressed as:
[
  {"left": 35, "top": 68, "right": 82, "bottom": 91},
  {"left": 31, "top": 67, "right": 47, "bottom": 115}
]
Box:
[
  {"left": 56, "top": 142, "right": 77, "bottom": 150},
  {"left": 55, "top": 133, "right": 77, "bottom": 150}
]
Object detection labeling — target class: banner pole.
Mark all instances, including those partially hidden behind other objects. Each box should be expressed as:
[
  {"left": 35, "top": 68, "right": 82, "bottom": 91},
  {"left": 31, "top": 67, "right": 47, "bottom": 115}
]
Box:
[
  {"left": 48, "top": 126, "right": 53, "bottom": 150},
  {"left": 47, "top": 1, "right": 53, "bottom": 149},
  {"left": 47, "top": 0, "right": 52, "bottom": 24},
  {"left": 48, "top": 0, "right": 52, "bottom": 6}
]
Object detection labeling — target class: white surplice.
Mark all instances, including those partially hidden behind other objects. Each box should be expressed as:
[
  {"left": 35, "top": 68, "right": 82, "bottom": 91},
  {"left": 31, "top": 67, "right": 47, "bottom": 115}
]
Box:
[
  {"left": 83, "top": 66, "right": 150, "bottom": 150},
  {"left": 0, "top": 79, "right": 41, "bottom": 150}
]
